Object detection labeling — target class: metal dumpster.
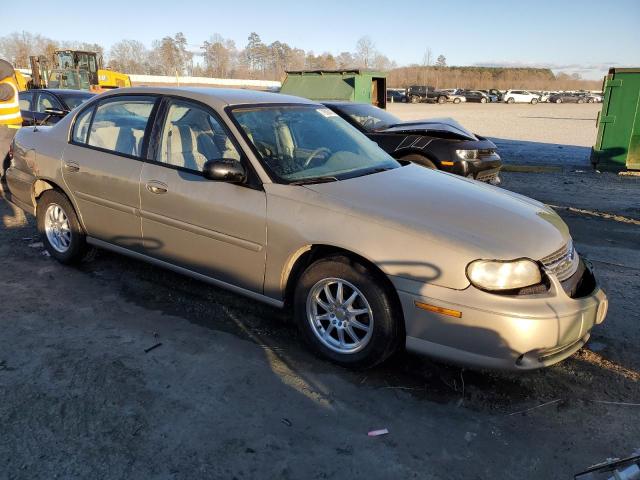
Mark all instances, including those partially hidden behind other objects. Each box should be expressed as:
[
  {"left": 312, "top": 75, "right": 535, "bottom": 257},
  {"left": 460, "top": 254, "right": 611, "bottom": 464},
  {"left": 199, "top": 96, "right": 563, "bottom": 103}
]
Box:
[
  {"left": 591, "top": 68, "right": 640, "bottom": 171},
  {"left": 280, "top": 69, "right": 387, "bottom": 108}
]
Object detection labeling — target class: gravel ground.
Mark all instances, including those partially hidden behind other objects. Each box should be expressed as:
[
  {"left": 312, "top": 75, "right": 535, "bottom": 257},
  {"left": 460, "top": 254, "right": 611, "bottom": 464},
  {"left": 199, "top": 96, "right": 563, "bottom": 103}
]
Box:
[
  {"left": 1, "top": 169, "right": 639, "bottom": 479},
  {"left": 388, "top": 103, "right": 602, "bottom": 167}
]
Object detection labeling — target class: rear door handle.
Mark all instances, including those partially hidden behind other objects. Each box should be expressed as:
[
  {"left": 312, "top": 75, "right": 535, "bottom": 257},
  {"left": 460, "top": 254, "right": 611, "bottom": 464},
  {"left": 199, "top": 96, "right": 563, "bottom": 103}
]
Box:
[
  {"left": 146, "top": 181, "right": 168, "bottom": 194},
  {"left": 63, "top": 161, "right": 80, "bottom": 173}
]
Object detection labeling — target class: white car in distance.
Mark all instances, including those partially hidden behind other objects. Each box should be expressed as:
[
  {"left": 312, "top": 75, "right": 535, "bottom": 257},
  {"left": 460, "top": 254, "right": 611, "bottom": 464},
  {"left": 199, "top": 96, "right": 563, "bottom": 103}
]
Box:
[{"left": 503, "top": 90, "right": 541, "bottom": 104}]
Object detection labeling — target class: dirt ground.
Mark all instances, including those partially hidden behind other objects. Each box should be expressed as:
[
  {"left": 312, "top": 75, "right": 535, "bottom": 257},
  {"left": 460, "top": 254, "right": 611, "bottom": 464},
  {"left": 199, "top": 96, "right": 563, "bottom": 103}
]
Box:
[
  {"left": 1, "top": 118, "right": 639, "bottom": 478},
  {"left": 389, "top": 103, "right": 601, "bottom": 168}
]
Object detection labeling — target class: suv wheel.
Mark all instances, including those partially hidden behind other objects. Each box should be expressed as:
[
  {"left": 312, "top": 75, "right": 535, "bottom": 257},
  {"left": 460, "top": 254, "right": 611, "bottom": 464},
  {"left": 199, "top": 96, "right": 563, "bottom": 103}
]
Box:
[
  {"left": 437, "top": 96, "right": 446, "bottom": 104},
  {"left": 410, "top": 95, "right": 420, "bottom": 104},
  {"left": 37, "top": 190, "right": 86, "bottom": 264},
  {"left": 294, "top": 255, "right": 400, "bottom": 368}
]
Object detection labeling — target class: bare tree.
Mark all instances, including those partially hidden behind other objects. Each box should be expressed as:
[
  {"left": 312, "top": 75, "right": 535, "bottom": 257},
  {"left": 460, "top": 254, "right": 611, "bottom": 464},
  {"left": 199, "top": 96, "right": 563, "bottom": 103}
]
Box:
[
  {"left": 355, "top": 36, "right": 376, "bottom": 69},
  {"left": 108, "top": 40, "right": 149, "bottom": 74}
]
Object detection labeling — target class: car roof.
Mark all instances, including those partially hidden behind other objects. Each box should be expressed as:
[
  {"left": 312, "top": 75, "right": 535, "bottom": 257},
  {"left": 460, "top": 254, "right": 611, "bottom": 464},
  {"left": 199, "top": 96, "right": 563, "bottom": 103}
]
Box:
[
  {"left": 96, "top": 86, "right": 316, "bottom": 108},
  {"left": 22, "top": 89, "right": 94, "bottom": 96}
]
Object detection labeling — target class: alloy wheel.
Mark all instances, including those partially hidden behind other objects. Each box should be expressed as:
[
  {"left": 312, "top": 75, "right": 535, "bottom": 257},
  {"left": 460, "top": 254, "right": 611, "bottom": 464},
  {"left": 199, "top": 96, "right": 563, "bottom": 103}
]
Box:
[
  {"left": 306, "top": 278, "right": 374, "bottom": 354},
  {"left": 44, "top": 203, "right": 72, "bottom": 253}
]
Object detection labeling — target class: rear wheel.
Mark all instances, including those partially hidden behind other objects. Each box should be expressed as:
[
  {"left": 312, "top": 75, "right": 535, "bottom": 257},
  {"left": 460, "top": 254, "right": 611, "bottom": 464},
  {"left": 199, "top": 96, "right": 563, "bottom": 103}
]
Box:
[
  {"left": 453, "top": 97, "right": 461, "bottom": 104},
  {"left": 588, "top": 98, "right": 595, "bottom": 103},
  {"left": 36, "top": 190, "right": 86, "bottom": 264},
  {"left": 556, "top": 98, "right": 562, "bottom": 104},
  {"left": 294, "top": 255, "right": 400, "bottom": 368},
  {"left": 531, "top": 98, "right": 538, "bottom": 104},
  {"left": 410, "top": 95, "right": 420, "bottom": 104},
  {"left": 577, "top": 98, "right": 584, "bottom": 104},
  {"left": 437, "top": 96, "right": 446, "bottom": 104},
  {"left": 506, "top": 97, "right": 515, "bottom": 104},
  {"left": 480, "top": 97, "right": 487, "bottom": 104},
  {"left": 401, "top": 153, "right": 437, "bottom": 169}
]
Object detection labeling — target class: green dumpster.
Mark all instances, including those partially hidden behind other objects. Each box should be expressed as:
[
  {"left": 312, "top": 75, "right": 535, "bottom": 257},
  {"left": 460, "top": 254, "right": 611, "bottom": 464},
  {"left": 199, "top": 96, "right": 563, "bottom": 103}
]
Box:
[
  {"left": 591, "top": 67, "right": 640, "bottom": 171},
  {"left": 280, "top": 69, "right": 387, "bottom": 109}
]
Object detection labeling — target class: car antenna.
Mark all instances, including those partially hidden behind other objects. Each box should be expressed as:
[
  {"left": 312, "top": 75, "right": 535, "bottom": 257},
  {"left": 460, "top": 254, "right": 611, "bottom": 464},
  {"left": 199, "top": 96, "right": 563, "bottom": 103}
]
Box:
[{"left": 33, "top": 114, "right": 52, "bottom": 133}]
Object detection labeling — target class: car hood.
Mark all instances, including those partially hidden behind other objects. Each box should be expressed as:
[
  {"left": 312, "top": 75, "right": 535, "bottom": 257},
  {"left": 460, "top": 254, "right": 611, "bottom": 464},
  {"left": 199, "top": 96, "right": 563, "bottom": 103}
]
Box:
[
  {"left": 381, "top": 118, "right": 478, "bottom": 140},
  {"left": 302, "top": 164, "right": 569, "bottom": 262}
]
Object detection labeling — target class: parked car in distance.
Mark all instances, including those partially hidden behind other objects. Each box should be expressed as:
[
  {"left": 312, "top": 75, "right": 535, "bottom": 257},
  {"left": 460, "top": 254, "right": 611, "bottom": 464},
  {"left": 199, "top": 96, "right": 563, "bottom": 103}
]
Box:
[
  {"left": 503, "top": 90, "right": 540, "bottom": 104},
  {"left": 584, "top": 93, "right": 602, "bottom": 103},
  {"left": 477, "top": 90, "right": 500, "bottom": 102},
  {"left": 18, "top": 89, "right": 95, "bottom": 126},
  {"left": 461, "top": 90, "right": 490, "bottom": 103},
  {"left": 441, "top": 89, "right": 467, "bottom": 104},
  {"left": 407, "top": 85, "right": 449, "bottom": 104},
  {"left": 323, "top": 101, "right": 501, "bottom": 184},
  {"left": 386, "top": 89, "right": 407, "bottom": 103},
  {"left": 548, "top": 92, "right": 587, "bottom": 104},
  {"left": 4, "top": 87, "right": 607, "bottom": 371}
]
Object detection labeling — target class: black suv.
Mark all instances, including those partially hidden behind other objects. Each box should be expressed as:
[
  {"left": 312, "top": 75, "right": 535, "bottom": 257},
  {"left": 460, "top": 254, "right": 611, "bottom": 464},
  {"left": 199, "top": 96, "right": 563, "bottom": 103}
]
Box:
[{"left": 406, "top": 85, "right": 449, "bottom": 104}]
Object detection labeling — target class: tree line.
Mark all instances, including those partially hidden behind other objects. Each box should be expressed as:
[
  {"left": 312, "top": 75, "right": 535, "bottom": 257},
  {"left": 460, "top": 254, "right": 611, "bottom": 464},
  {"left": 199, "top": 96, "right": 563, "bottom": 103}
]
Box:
[{"left": 0, "top": 31, "right": 601, "bottom": 90}]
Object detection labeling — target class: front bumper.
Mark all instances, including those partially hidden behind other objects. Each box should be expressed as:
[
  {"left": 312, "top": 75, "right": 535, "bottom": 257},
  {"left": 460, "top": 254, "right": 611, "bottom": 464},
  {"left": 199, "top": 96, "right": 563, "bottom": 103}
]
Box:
[{"left": 393, "top": 264, "right": 607, "bottom": 370}]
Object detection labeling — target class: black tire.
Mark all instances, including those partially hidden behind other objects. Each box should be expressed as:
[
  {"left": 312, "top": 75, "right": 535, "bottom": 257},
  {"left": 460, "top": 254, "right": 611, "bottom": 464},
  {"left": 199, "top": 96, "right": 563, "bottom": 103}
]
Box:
[
  {"left": 401, "top": 153, "right": 437, "bottom": 169},
  {"left": 437, "top": 96, "right": 446, "bottom": 104},
  {"left": 480, "top": 97, "right": 487, "bottom": 104},
  {"left": 507, "top": 97, "right": 515, "bottom": 104},
  {"left": 410, "top": 95, "right": 420, "bottom": 104},
  {"left": 36, "top": 190, "right": 86, "bottom": 264},
  {"left": 577, "top": 98, "right": 584, "bottom": 104},
  {"left": 556, "top": 98, "right": 562, "bottom": 104},
  {"left": 453, "top": 97, "right": 461, "bottom": 104},
  {"left": 294, "top": 255, "right": 401, "bottom": 368},
  {"left": 531, "top": 98, "right": 538, "bottom": 104}
]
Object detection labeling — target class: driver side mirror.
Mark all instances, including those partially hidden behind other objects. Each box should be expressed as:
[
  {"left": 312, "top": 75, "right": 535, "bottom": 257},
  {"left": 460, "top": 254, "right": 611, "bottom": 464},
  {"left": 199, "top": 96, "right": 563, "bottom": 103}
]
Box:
[{"left": 202, "top": 159, "right": 246, "bottom": 183}]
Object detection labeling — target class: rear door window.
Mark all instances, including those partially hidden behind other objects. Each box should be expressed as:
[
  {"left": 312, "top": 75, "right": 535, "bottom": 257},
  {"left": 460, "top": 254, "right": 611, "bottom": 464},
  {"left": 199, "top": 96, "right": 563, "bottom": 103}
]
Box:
[
  {"left": 86, "top": 96, "right": 157, "bottom": 158},
  {"left": 18, "top": 91, "right": 33, "bottom": 111}
]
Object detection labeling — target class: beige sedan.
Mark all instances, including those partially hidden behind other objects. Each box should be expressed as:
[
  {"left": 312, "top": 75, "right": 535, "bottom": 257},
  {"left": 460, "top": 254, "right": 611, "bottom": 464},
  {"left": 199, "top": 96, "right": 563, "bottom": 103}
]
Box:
[{"left": 3, "top": 87, "right": 607, "bottom": 369}]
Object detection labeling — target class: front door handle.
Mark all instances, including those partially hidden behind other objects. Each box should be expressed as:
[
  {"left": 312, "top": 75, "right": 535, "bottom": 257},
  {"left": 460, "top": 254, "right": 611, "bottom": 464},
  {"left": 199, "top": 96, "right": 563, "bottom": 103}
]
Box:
[
  {"left": 63, "top": 161, "right": 80, "bottom": 173},
  {"left": 146, "top": 181, "right": 168, "bottom": 194}
]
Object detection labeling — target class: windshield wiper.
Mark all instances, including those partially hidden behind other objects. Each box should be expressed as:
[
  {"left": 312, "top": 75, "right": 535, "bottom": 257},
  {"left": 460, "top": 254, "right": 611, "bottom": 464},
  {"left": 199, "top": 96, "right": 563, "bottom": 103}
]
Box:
[{"left": 289, "top": 176, "right": 339, "bottom": 185}]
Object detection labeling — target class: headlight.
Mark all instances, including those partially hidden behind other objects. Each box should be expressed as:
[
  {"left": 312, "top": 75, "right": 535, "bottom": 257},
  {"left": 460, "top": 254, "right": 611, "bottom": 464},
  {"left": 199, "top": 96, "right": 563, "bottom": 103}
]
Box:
[
  {"left": 466, "top": 258, "right": 542, "bottom": 291},
  {"left": 456, "top": 149, "right": 479, "bottom": 160}
]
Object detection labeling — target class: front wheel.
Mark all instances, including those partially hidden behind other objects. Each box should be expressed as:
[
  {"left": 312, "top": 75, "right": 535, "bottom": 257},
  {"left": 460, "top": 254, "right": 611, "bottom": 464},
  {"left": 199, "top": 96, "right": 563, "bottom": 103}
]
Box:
[
  {"left": 480, "top": 97, "right": 487, "bottom": 104},
  {"left": 453, "top": 97, "right": 461, "bottom": 104},
  {"left": 294, "top": 255, "right": 401, "bottom": 368},
  {"left": 410, "top": 95, "right": 420, "bottom": 104},
  {"left": 577, "top": 99, "right": 584, "bottom": 104},
  {"left": 506, "top": 97, "right": 515, "bottom": 104},
  {"left": 556, "top": 98, "right": 562, "bottom": 104},
  {"left": 36, "top": 190, "right": 86, "bottom": 264},
  {"left": 531, "top": 98, "right": 538, "bottom": 104},
  {"left": 437, "top": 96, "right": 446, "bottom": 104},
  {"left": 588, "top": 98, "right": 595, "bottom": 103}
]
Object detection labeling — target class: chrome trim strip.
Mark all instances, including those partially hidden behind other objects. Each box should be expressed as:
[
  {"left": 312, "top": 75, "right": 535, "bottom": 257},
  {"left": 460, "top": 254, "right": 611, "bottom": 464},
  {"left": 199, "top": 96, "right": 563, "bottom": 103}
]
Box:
[
  {"left": 86, "top": 237, "right": 284, "bottom": 308},
  {"left": 139, "top": 210, "right": 263, "bottom": 252}
]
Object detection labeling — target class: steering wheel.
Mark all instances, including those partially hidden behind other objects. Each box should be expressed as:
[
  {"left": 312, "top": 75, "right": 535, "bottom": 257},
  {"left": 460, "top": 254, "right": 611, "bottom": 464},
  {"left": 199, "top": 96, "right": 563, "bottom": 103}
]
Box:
[
  {"left": 362, "top": 117, "right": 376, "bottom": 130},
  {"left": 303, "top": 147, "right": 331, "bottom": 168}
]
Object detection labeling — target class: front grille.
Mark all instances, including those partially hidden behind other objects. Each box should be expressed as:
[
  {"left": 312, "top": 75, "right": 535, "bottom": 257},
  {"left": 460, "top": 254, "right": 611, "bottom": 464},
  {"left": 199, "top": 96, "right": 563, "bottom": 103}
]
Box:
[
  {"left": 540, "top": 241, "right": 580, "bottom": 282},
  {"left": 478, "top": 148, "right": 496, "bottom": 157},
  {"left": 476, "top": 168, "right": 500, "bottom": 182}
]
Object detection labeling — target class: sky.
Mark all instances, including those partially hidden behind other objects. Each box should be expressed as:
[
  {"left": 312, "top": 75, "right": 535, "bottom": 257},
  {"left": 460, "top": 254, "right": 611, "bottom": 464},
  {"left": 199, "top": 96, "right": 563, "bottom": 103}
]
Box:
[{"left": 2, "top": 0, "right": 639, "bottom": 79}]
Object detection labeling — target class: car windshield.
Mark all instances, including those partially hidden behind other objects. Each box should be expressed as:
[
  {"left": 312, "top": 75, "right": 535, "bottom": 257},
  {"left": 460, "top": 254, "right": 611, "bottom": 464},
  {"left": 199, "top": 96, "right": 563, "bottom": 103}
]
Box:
[
  {"left": 331, "top": 103, "right": 401, "bottom": 132},
  {"left": 231, "top": 105, "right": 400, "bottom": 183},
  {"left": 60, "top": 92, "right": 95, "bottom": 110}
]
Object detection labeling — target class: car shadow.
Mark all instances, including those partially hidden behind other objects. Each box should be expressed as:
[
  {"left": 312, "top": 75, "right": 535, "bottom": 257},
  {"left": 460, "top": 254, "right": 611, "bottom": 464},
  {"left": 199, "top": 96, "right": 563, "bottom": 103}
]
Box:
[{"left": 490, "top": 137, "right": 592, "bottom": 168}]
